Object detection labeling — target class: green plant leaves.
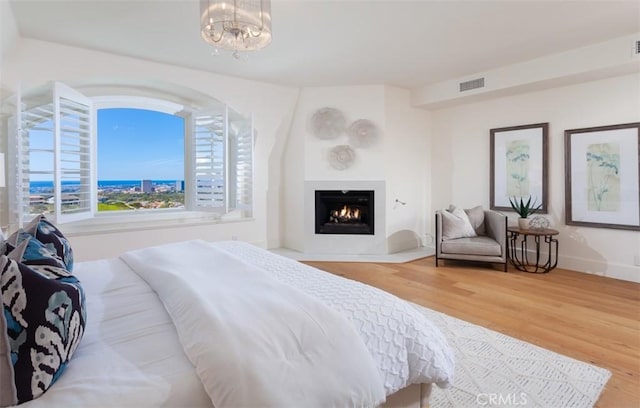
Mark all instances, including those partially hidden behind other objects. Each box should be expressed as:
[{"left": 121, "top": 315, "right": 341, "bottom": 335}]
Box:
[{"left": 509, "top": 195, "right": 542, "bottom": 218}]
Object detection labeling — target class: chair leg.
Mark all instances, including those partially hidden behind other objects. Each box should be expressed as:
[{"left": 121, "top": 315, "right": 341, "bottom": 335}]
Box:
[
  {"left": 435, "top": 256, "right": 439, "bottom": 267},
  {"left": 503, "top": 262, "right": 508, "bottom": 272}
]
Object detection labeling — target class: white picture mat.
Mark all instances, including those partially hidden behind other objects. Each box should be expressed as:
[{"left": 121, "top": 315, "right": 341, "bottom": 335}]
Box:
[
  {"left": 493, "top": 127, "right": 544, "bottom": 208},
  {"left": 570, "top": 128, "right": 639, "bottom": 226}
]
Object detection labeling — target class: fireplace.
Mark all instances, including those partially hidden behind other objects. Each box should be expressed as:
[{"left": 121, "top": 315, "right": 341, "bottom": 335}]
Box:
[{"left": 315, "top": 190, "right": 374, "bottom": 235}]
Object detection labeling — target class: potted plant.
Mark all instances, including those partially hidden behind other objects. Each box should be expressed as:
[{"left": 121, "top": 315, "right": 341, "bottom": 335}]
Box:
[{"left": 509, "top": 196, "right": 542, "bottom": 229}]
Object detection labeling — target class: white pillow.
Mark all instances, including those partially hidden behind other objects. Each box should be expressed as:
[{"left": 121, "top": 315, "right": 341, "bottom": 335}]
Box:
[{"left": 441, "top": 206, "right": 477, "bottom": 240}]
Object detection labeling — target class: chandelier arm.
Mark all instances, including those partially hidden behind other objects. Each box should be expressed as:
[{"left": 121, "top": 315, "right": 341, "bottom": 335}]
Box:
[
  {"left": 247, "top": 26, "right": 264, "bottom": 38},
  {"left": 207, "top": 29, "right": 224, "bottom": 43},
  {"left": 246, "top": 0, "right": 266, "bottom": 38},
  {"left": 202, "top": 0, "right": 224, "bottom": 44},
  {"left": 233, "top": 0, "right": 238, "bottom": 30},
  {"left": 206, "top": 22, "right": 224, "bottom": 43}
]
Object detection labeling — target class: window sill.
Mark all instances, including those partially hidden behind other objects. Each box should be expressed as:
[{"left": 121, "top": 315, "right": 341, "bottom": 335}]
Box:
[{"left": 61, "top": 210, "right": 253, "bottom": 237}]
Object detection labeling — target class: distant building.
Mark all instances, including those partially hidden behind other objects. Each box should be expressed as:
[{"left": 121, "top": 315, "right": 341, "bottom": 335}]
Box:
[
  {"left": 29, "top": 195, "right": 45, "bottom": 205},
  {"left": 141, "top": 179, "right": 153, "bottom": 193},
  {"left": 175, "top": 180, "right": 184, "bottom": 192}
]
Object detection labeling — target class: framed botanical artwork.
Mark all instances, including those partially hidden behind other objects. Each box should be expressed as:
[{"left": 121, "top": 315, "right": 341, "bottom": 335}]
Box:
[
  {"left": 565, "top": 122, "right": 640, "bottom": 230},
  {"left": 490, "top": 123, "right": 548, "bottom": 213}
]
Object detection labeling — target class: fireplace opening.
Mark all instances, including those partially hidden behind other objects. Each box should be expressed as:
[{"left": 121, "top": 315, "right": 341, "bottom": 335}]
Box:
[{"left": 315, "top": 190, "right": 374, "bottom": 235}]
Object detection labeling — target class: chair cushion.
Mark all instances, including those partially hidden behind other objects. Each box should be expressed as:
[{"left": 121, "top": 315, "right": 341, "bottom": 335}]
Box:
[
  {"left": 441, "top": 236, "right": 502, "bottom": 257},
  {"left": 464, "top": 206, "right": 486, "bottom": 236}
]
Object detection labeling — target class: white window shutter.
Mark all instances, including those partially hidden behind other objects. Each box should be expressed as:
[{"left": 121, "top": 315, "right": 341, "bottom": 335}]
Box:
[
  {"left": 53, "top": 82, "right": 95, "bottom": 223},
  {"left": 188, "top": 109, "right": 227, "bottom": 212},
  {"left": 228, "top": 114, "right": 254, "bottom": 216},
  {"left": 9, "top": 82, "right": 95, "bottom": 226},
  {"left": 8, "top": 108, "right": 31, "bottom": 229},
  {"left": 9, "top": 89, "right": 57, "bottom": 226}
]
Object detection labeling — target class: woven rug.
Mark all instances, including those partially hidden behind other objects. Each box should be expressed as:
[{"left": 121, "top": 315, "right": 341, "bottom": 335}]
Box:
[{"left": 413, "top": 304, "right": 611, "bottom": 408}]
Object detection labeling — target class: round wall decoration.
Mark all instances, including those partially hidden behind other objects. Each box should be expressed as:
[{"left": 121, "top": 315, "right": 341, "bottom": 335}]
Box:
[
  {"left": 328, "top": 145, "right": 356, "bottom": 170},
  {"left": 347, "top": 119, "right": 378, "bottom": 148},
  {"left": 310, "top": 107, "right": 346, "bottom": 140}
]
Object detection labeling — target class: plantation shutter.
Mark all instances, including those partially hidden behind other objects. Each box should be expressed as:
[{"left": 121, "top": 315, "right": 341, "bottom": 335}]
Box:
[
  {"left": 228, "top": 113, "right": 254, "bottom": 216},
  {"left": 8, "top": 82, "right": 95, "bottom": 226},
  {"left": 53, "top": 83, "right": 94, "bottom": 223},
  {"left": 189, "top": 109, "right": 227, "bottom": 212},
  {"left": 8, "top": 110, "right": 32, "bottom": 229}
]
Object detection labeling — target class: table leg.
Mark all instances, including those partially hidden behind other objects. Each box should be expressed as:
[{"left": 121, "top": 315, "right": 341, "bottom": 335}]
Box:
[{"left": 508, "top": 232, "right": 558, "bottom": 273}]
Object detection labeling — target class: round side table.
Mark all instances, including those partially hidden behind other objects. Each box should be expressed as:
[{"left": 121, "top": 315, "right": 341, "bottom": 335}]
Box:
[{"left": 507, "top": 227, "right": 559, "bottom": 273}]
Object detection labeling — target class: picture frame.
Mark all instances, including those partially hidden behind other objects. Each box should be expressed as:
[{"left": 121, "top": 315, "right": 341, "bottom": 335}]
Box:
[
  {"left": 490, "top": 123, "right": 548, "bottom": 213},
  {"left": 565, "top": 122, "right": 640, "bottom": 230}
]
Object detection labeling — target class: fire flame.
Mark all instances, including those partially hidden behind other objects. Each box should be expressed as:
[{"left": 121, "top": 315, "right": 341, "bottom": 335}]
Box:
[
  {"left": 339, "top": 205, "right": 359, "bottom": 219},
  {"left": 330, "top": 205, "right": 361, "bottom": 223}
]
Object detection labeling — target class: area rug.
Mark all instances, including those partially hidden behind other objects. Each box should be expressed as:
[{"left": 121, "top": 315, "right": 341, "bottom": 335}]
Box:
[{"left": 413, "top": 304, "right": 611, "bottom": 408}]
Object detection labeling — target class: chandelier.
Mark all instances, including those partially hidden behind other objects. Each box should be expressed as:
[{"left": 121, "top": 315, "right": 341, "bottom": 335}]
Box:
[{"left": 200, "top": 0, "right": 272, "bottom": 58}]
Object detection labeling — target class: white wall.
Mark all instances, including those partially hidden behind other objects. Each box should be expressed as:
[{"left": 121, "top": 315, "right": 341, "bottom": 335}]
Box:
[
  {"left": 412, "top": 33, "right": 640, "bottom": 109},
  {"left": 0, "top": 38, "right": 299, "bottom": 261},
  {"left": 282, "top": 85, "right": 431, "bottom": 254},
  {"left": 430, "top": 73, "right": 640, "bottom": 282},
  {"left": 0, "top": 1, "right": 19, "bottom": 92},
  {"left": 383, "top": 86, "right": 432, "bottom": 251}
]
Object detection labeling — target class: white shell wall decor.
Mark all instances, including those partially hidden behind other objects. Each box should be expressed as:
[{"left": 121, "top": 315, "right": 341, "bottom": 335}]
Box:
[
  {"left": 347, "top": 119, "right": 378, "bottom": 148},
  {"left": 328, "top": 145, "right": 356, "bottom": 170},
  {"left": 529, "top": 215, "right": 550, "bottom": 230},
  {"left": 310, "top": 107, "right": 346, "bottom": 140}
]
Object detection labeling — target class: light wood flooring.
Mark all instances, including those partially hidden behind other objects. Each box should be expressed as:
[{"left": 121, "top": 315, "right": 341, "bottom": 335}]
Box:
[{"left": 304, "top": 257, "right": 640, "bottom": 408}]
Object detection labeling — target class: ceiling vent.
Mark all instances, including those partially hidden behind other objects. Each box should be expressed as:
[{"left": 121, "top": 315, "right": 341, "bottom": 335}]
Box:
[{"left": 459, "top": 77, "right": 485, "bottom": 92}]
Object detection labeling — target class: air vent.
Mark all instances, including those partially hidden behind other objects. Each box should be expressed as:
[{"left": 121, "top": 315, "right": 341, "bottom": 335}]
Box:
[
  {"left": 635, "top": 39, "right": 640, "bottom": 56},
  {"left": 459, "top": 77, "right": 485, "bottom": 92}
]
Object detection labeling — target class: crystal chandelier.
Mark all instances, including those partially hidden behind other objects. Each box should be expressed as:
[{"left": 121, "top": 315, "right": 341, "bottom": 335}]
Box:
[{"left": 200, "top": 0, "right": 272, "bottom": 58}]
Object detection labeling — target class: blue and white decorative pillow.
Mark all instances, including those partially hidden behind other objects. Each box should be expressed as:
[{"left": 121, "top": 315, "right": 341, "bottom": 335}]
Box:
[
  {"left": 6, "top": 232, "right": 69, "bottom": 279},
  {"left": 21, "top": 215, "right": 74, "bottom": 272},
  {"left": 0, "top": 219, "right": 85, "bottom": 407}
]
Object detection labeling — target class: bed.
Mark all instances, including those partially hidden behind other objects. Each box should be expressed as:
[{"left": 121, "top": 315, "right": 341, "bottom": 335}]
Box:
[{"left": 2, "top": 220, "right": 455, "bottom": 408}]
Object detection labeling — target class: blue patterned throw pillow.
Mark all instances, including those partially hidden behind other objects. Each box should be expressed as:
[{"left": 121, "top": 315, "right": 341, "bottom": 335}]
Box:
[
  {"left": 7, "top": 232, "right": 69, "bottom": 279},
  {"left": 0, "top": 244, "right": 85, "bottom": 406},
  {"left": 22, "top": 215, "right": 74, "bottom": 272}
]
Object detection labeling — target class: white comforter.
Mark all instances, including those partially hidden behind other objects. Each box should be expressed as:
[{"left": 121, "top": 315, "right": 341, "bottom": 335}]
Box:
[
  {"left": 120, "top": 240, "right": 455, "bottom": 407},
  {"left": 121, "top": 240, "right": 386, "bottom": 408},
  {"left": 214, "top": 240, "right": 455, "bottom": 394}
]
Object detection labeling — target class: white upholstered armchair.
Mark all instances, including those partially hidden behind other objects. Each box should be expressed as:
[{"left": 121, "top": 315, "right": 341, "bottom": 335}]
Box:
[{"left": 435, "top": 206, "right": 508, "bottom": 271}]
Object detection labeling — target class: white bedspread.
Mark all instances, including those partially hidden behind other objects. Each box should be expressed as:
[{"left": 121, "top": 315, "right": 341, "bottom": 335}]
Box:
[{"left": 121, "top": 240, "right": 386, "bottom": 408}]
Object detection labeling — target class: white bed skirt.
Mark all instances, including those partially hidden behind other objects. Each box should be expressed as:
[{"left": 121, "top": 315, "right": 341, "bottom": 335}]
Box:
[{"left": 384, "top": 383, "right": 432, "bottom": 408}]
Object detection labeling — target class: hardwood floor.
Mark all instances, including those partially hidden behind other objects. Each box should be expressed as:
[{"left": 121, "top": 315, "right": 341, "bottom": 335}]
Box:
[{"left": 304, "top": 257, "right": 640, "bottom": 408}]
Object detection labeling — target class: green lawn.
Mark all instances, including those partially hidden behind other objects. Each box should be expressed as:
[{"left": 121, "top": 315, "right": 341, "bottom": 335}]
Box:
[{"left": 98, "top": 202, "right": 131, "bottom": 211}]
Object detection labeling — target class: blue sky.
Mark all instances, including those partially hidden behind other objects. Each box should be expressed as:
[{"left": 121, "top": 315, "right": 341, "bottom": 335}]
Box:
[{"left": 98, "top": 108, "right": 185, "bottom": 180}]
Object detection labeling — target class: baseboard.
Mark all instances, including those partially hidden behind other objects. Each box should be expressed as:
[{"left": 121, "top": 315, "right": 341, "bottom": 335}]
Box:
[
  {"left": 270, "top": 246, "right": 434, "bottom": 263},
  {"left": 559, "top": 254, "right": 639, "bottom": 283}
]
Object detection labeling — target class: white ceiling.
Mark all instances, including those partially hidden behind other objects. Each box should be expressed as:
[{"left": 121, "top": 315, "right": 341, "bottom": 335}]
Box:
[{"left": 8, "top": 0, "right": 640, "bottom": 89}]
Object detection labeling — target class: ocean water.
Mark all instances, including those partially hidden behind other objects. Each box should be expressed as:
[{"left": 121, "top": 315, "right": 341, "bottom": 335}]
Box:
[{"left": 30, "top": 180, "right": 181, "bottom": 193}]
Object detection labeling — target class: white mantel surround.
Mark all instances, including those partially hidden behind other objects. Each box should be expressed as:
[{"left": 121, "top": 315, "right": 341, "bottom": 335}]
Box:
[{"left": 304, "top": 180, "right": 386, "bottom": 255}]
